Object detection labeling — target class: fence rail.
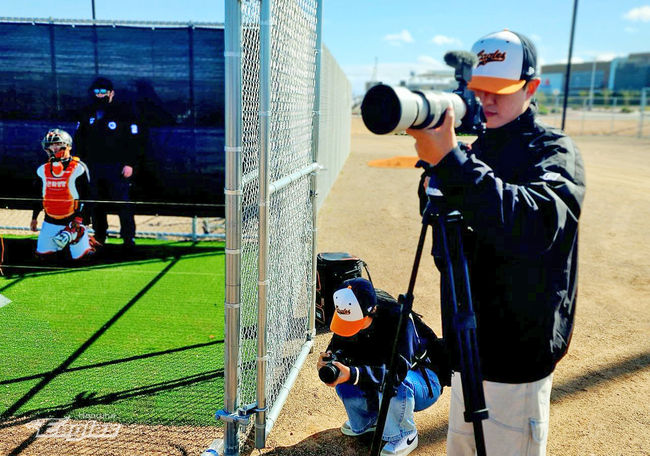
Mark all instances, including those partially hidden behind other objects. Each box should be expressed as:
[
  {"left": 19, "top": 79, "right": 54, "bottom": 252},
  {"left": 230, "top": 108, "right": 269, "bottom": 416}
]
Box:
[{"left": 537, "top": 89, "right": 650, "bottom": 137}]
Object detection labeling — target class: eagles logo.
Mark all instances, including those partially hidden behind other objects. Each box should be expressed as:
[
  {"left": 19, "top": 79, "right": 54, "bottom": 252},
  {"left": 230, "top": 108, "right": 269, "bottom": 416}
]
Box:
[{"left": 477, "top": 50, "right": 506, "bottom": 67}]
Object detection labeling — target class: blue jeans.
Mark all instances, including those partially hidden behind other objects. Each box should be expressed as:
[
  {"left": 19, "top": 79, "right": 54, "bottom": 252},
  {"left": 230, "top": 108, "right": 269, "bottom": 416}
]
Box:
[{"left": 336, "top": 368, "right": 441, "bottom": 442}]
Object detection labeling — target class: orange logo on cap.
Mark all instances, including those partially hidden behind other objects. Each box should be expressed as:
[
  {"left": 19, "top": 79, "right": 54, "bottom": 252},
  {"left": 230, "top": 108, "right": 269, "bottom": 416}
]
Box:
[{"left": 476, "top": 50, "right": 506, "bottom": 67}]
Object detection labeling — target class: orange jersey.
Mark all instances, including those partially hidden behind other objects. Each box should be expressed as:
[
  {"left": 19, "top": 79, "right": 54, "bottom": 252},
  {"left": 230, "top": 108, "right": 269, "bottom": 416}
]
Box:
[{"left": 36, "top": 157, "right": 89, "bottom": 220}]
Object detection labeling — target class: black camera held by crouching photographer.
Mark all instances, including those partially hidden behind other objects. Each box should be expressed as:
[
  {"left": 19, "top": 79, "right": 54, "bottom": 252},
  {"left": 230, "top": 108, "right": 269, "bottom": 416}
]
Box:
[
  {"left": 318, "top": 349, "right": 351, "bottom": 384},
  {"left": 361, "top": 51, "right": 484, "bottom": 136}
]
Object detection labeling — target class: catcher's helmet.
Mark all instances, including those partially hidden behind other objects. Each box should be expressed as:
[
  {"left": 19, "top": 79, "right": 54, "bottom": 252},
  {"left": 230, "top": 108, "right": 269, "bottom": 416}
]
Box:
[{"left": 41, "top": 128, "right": 73, "bottom": 161}]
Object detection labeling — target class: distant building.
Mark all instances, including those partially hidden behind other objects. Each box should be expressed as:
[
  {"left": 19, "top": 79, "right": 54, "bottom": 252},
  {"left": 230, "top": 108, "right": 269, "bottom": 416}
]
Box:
[
  {"left": 401, "top": 70, "right": 456, "bottom": 92},
  {"left": 613, "top": 53, "right": 650, "bottom": 91},
  {"left": 540, "top": 52, "right": 650, "bottom": 95},
  {"left": 364, "top": 70, "right": 455, "bottom": 94}
]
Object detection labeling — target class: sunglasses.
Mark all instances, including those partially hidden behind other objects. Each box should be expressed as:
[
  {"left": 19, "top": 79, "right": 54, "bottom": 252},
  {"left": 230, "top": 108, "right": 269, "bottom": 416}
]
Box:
[{"left": 93, "top": 88, "right": 110, "bottom": 95}]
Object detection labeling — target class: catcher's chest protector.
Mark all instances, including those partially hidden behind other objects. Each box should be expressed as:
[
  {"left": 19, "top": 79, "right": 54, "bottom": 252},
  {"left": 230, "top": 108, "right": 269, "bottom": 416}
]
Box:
[{"left": 40, "top": 159, "right": 81, "bottom": 219}]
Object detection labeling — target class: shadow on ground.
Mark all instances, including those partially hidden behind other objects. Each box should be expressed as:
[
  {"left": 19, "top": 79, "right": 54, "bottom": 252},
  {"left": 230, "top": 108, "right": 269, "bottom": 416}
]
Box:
[{"left": 0, "top": 237, "right": 223, "bottom": 278}]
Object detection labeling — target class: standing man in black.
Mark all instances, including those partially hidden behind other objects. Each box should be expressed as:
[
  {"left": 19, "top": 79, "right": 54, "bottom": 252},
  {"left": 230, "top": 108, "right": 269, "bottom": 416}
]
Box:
[
  {"left": 74, "top": 77, "right": 141, "bottom": 251},
  {"left": 408, "top": 30, "right": 585, "bottom": 455}
]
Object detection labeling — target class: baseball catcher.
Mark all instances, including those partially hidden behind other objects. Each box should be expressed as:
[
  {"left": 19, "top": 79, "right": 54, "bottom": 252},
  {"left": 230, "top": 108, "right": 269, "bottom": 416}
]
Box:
[{"left": 31, "top": 128, "right": 98, "bottom": 260}]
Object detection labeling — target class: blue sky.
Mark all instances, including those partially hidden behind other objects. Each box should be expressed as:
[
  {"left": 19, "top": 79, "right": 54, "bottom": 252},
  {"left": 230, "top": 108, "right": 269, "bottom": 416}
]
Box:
[{"left": 3, "top": 1, "right": 649, "bottom": 95}]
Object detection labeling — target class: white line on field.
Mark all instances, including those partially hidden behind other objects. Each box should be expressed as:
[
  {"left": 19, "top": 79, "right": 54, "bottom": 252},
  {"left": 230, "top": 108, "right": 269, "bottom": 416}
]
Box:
[{"left": 0, "top": 294, "right": 12, "bottom": 309}]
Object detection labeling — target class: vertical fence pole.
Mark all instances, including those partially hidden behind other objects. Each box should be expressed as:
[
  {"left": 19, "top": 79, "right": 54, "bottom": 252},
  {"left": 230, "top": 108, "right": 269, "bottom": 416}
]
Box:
[
  {"left": 188, "top": 24, "right": 196, "bottom": 126},
  {"left": 224, "top": 1, "right": 243, "bottom": 454},
  {"left": 638, "top": 88, "right": 647, "bottom": 138},
  {"left": 256, "top": 0, "right": 272, "bottom": 449},
  {"left": 309, "top": 0, "right": 323, "bottom": 342},
  {"left": 48, "top": 21, "right": 61, "bottom": 116},
  {"left": 611, "top": 97, "right": 617, "bottom": 134}
]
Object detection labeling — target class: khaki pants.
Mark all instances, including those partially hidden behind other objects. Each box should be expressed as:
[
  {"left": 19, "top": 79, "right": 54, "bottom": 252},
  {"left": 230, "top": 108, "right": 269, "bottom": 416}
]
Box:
[{"left": 447, "top": 371, "right": 553, "bottom": 456}]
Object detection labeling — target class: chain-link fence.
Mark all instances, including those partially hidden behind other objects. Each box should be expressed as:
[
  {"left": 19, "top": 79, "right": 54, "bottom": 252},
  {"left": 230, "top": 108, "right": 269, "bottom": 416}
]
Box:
[
  {"left": 536, "top": 89, "right": 650, "bottom": 137},
  {"left": 219, "top": 1, "right": 350, "bottom": 455},
  {"left": 316, "top": 45, "right": 352, "bottom": 211}
]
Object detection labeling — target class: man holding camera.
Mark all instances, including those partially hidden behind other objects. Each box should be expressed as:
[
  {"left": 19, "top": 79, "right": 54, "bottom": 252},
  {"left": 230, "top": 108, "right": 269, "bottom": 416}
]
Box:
[
  {"left": 317, "top": 278, "right": 443, "bottom": 456},
  {"left": 407, "top": 30, "right": 585, "bottom": 455}
]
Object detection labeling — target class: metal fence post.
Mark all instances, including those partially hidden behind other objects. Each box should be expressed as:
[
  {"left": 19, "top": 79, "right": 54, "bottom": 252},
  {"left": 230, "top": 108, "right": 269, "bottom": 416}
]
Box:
[
  {"left": 255, "top": 0, "right": 271, "bottom": 449},
  {"left": 223, "top": 1, "right": 243, "bottom": 455},
  {"left": 639, "top": 88, "right": 647, "bottom": 138},
  {"left": 581, "top": 97, "right": 587, "bottom": 135},
  {"left": 309, "top": 0, "right": 323, "bottom": 343}
]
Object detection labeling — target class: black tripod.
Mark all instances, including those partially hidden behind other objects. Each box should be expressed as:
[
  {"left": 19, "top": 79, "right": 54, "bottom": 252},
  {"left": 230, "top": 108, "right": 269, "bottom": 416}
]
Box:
[{"left": 370, "top": 172, "right": 489, "bottom": 456}]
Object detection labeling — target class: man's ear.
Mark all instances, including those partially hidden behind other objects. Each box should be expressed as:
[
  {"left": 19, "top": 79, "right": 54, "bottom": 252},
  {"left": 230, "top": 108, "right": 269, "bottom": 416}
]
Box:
[{"left": 525, "top": 78, "right": 541, "bottom": 99}]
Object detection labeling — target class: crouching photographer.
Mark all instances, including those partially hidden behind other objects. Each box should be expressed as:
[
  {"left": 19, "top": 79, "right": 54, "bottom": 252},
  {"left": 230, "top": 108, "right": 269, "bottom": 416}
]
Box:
[{"left": 317, "top": 277, "right": 448, "bottom": 456}]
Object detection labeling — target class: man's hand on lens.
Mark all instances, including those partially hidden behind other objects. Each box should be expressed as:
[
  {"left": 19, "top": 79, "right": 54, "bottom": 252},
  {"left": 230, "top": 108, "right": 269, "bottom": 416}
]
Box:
[
  {"left": 326, "top": 361, "right": 350, "bottom": 387},
  {"left": 407, "top": 106, "right": 458, "bottom": 166}
]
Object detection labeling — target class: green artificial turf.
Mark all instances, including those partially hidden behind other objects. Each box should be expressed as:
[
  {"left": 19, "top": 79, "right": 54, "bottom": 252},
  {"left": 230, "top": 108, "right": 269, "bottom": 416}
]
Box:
[{"left": 0, "top": 239, "right": 225, "bottom": 426}]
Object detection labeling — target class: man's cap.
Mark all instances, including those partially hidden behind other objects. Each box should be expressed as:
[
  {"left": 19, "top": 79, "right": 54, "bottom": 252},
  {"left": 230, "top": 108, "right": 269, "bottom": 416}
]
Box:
[
  {"left": 330, "top": 278, "right": 376, "bottom": 337},
  {"left": 468, "top": 29, "right": 537, "bottom": 95},
  {"left": 90, "top": 76, "right": 114, "bottom": 91}
]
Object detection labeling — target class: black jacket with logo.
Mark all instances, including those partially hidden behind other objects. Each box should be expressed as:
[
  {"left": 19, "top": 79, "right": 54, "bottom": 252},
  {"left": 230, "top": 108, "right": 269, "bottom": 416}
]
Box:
[
  {"left": 430, "top": 107, "right": 586, "bottom": 383},
  {"left": 326, "top": 290, "right": 443, "bottom": 391},
  {"left": 73, "top": 101, "right": 143, "bottom": 169}
]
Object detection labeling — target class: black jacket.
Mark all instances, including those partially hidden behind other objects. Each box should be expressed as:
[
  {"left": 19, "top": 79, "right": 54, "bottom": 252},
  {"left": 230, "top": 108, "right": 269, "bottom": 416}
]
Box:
[
  {"left": 327, "top": 290, "right": 440, "bottom": 391},
  {"left": 430, "top": 107, "right": 586, "bottom": 383},
  {"left": 74, "top": 101, "right": 143, "bottom": 168}
]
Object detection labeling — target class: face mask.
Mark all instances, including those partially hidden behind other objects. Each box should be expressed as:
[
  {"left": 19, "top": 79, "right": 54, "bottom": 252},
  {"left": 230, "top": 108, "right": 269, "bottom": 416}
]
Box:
[{"left": 94, "top": 96, "right": 110, "bottom": 106}]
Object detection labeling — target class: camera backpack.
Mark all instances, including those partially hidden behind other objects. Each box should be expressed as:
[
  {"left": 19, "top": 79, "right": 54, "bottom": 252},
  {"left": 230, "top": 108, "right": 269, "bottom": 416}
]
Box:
[
  {"left": 315, "top": 252, "right": 371, "bottom": 327},
  {"left": 374, "top": 288, "right": 452, "bottom": 387}
]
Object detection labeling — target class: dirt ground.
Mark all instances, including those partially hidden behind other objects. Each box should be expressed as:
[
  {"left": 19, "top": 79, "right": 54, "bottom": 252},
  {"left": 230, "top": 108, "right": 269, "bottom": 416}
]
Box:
[
  {"left": 1, "top": 117, "right": 648, "bottom": 455},
  {"left": 256, "top": 117, "right": 650, "bottom": 456}
]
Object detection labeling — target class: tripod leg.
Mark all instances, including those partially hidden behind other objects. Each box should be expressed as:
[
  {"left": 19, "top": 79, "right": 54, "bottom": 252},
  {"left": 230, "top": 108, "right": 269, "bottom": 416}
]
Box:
[
  {"left": 438, "top": 216, "right": 489, "bottom": 456},
  {"left": 369, "top": 221, "right": 429, "bottom": 456}
]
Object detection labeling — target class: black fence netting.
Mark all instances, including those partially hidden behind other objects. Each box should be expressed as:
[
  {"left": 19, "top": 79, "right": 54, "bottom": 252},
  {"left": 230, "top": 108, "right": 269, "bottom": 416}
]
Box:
[{"left": 0, "top": 20, "right": 225, "bottom": 217}]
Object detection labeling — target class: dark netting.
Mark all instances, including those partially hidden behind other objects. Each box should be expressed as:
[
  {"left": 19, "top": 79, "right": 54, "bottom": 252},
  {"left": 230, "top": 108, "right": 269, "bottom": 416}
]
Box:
[
  {"left": 0, "top": 21, "right": 225, "bottom": 217},
  {"left": 0, "top": 22, "right": 228, "bottom": 456}
]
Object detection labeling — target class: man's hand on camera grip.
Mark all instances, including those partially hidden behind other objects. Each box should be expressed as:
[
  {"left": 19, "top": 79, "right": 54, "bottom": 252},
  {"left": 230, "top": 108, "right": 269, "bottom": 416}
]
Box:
[{"left": 317, "top": 351, "right": 332, "bottom": 370}]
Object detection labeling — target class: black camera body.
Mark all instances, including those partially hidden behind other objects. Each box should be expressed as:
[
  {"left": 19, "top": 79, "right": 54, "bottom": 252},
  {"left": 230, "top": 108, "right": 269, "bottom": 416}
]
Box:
[
  {"left": 361, "top": 51, "right": 484, "bottom": 136},
  {"left": 318, "top": 349, "right": 351, "bottom": 384}
]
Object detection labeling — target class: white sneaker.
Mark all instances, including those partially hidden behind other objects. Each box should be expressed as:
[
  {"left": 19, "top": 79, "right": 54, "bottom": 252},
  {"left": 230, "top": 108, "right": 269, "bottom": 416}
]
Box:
[
  {"left": 380, "top": 431, "right": 418, "bottom": 456},
  {"left": 340, "top": 420, "right": 377, "bottom": 437}
]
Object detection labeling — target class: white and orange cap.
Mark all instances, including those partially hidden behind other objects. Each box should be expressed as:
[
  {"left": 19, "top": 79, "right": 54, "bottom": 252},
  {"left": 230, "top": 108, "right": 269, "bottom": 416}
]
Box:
[
  {"left": 330, "top": 278, "right": 376, "bottom": 337},
  {"left": 468, "top": 29, "right": 538, "bottom": 95}
]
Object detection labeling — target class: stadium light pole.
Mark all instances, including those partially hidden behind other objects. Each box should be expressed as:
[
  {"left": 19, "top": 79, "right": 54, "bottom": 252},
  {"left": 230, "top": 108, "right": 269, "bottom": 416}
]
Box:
[{"left": 561, "top": 0, "right": 579, "bottom": 130}]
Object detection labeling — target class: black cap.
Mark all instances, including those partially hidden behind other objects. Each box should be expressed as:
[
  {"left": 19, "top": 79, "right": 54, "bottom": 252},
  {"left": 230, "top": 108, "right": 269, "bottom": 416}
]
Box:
[{"left": 90, "top": 76, "right": 114, "bottom": 91}]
